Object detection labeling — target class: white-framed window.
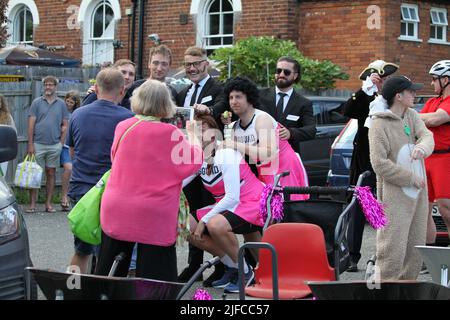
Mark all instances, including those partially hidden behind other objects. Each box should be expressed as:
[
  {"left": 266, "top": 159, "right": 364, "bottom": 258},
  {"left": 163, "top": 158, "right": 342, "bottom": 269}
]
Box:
[
  {"left": 91, "top": 1, "right": 114, "bottom": 40},
  {"left": 203, "top": 0, "right": 234, "bottom": 55},
  {"left": 190, "top": 0, "right": 242, "bottom": 55},
  {"left": 400, "top": 3, "right": 420, "bottom": 41},
  {"left": 430, "top": 7, "right": 448, "bottom": 43},
  {"left": 12, "top": 5, "right": 33, "bottom": 43},
  {"left": 6, "top": 0, "right": 40, "bottom": 45},
  {"left": 79, "top": 0, "right": 121, "bottom": 66}
]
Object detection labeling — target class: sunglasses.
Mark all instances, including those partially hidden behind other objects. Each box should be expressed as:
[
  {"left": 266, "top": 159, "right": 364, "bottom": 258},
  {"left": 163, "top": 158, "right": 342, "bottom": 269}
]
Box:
[
  {"left": 276, "top": 68, "right": 294, "bottom": 76},
  {"left": 184, "top": 60, "right": 206, "bottom": 69}
]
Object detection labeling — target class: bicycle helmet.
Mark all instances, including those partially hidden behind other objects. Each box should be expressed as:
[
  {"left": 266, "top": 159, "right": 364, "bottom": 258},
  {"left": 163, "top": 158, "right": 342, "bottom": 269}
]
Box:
[
  {"left": 429, "top": 60, "right": 450, "bottom": 96},
  {"left": 429, "top": 60, "right": 450, "bottom": 77}
]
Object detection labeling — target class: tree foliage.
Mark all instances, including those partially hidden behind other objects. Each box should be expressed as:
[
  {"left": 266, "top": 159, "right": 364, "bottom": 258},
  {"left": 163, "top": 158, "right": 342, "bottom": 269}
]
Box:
[
  {"left": 210, "top": 36, "right": 349, "bottom": 92},
  {"left": 0, "top": 0, "right": 8, "bottom": 46}
]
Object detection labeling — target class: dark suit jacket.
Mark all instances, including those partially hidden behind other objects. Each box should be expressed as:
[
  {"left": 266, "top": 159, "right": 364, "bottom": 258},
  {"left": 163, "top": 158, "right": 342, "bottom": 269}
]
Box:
[
  {"left": 176, "top": 77, "right": 227, "bottom": 123},
  {"left": 343, "top": 89, "right": 376, "bottom": 185},
  {"left": 259, "top": 87, "right": 316, "bottom": 153}
]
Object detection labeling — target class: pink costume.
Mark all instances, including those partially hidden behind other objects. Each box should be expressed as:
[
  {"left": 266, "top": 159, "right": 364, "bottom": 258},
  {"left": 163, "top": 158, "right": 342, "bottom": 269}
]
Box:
[
  {"left": 233, "top": 109, "right": 309, "bottom": 200},
  {"left": 184, "top": 148, "right": 265, "bottom": 227},
  {"left": 101, "top": 117, "right": 202, "bottom": 246}
]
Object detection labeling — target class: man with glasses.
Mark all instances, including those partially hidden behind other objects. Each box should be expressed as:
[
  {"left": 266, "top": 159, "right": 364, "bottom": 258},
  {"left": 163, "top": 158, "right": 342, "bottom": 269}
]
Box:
[
  {"left": 26, "top": 76, "right": 69, "bottom": 213},
  {"left": 420, "top": 60, "right": 450, "bottom": 244},
  {"left": 259, "top": 56, "right": 316, "bottom": 154},
  {"left": 176, "top": 46, "right": 227, "bottom": 122},
  {"left": 176, "top": 46, "right": 227, "bottom": 286}
]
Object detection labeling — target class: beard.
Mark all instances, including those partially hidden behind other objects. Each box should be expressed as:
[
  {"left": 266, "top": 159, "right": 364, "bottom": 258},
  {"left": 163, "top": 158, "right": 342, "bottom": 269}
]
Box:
[{"left": 276, "top": 77, "right": 295, "bottom": 89}]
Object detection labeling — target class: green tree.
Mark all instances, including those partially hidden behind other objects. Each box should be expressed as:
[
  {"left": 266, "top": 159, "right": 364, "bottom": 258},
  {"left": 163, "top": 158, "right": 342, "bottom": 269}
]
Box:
[
  {"left": 0, "top": 0, "right": 8, "bottom": 47},
  {"left": 210, "top": 36, "right": 349, "bottom": 92}
]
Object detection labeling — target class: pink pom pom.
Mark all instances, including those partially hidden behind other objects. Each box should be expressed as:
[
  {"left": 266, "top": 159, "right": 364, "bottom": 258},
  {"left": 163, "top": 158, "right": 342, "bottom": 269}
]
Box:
[
  {"left": 355, "top": 186, "right": 388, "bottom": 229},
  {"left": 260, "top": 185, "right": 284, "bottom": 224},
  {"left": 193, "top": 288, "right": 212, "bottom": 300}
]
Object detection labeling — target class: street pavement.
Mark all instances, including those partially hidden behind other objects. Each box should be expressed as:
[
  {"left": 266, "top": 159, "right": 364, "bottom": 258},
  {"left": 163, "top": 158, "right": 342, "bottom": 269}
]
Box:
[{"left": 22, "top": 204, "right": 432, "bottom": 300}]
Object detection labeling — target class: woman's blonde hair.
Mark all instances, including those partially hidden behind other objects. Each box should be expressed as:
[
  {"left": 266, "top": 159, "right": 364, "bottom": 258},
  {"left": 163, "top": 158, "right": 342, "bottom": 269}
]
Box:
[
  {"left": 131, "top": 79, "right": 175, "bottom": 118},
  {"left": 0, "top": 94, "right": 11, "bottom": 125}
]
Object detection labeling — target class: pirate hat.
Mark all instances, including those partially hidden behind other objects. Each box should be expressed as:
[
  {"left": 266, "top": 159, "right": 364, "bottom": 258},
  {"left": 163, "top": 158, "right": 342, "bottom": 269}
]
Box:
[{"left": 359, "top": 60, "right": 399, "bottom": 80}]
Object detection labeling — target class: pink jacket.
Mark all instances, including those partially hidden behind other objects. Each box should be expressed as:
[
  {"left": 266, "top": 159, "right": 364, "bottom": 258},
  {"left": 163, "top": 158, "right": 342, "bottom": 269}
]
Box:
[{"left": 100, "top": 117, "right": 202, "bottom": 246}]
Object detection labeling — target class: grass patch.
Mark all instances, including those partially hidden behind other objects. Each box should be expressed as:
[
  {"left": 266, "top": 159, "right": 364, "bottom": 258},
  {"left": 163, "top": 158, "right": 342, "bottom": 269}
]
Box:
[{"left": 13, "top": 186, "right": 62, "bottom": 205}]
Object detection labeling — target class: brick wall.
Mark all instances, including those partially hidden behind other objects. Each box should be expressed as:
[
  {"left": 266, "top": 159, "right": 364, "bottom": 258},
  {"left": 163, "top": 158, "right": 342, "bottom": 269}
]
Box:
[
  {"left": 384, "top": 0, "right": 450, "bottom": 95},
  {"left": 299, "top": 0, "right": 450, "bottom": 93},
  {"left": 24, "top": 1, "right": 450, "bottom": 92},
  {"left": 33, "top": 0, "right": 83, "bottom": 60},
  {"left": 299, "top": 0, "right": 388, "bottom": 91},
  {"left": 235, "top": 0, "right": 299, "bottom": 40}
]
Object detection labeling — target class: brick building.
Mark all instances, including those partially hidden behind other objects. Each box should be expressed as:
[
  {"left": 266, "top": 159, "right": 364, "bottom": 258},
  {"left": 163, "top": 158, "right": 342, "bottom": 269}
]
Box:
[{"left": 5, "top": 0, "right": 450, "bottom": 93}]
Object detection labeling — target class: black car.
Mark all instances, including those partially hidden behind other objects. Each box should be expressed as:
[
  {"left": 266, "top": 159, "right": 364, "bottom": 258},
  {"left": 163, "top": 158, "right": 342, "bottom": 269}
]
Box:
[
  {"left": 298, "top": 96, "right": 349, "bottom": 186},
  {"left": 0, "top": 126, "right": 37, "bottom": 299}
]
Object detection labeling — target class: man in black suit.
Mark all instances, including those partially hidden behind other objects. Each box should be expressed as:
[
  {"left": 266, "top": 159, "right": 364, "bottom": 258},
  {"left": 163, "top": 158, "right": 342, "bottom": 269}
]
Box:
[
  {"left": 176, "top": 46, "right": 226, "bottom": 286},
  {"left": 176, "top": 46, "right": 227, "bottom": 124},
  {"left": 258, "top": 56, "right": 316, "bottom": 154}
]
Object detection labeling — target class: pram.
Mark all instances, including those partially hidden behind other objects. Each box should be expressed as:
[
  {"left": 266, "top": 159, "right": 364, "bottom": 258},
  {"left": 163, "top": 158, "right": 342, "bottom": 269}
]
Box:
[
  {"left": 273, "top": 171, "right": 370, "bottom": 272},
  {"left": 236, "top": 170, "right": 371, "bottom": 299}
]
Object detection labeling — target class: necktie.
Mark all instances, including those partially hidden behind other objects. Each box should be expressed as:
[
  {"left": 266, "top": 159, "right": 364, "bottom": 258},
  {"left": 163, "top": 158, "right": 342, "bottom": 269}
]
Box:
[
  {"left": 189, "top": 84, "right": 200, "bottom": 106},
  {"left": 276, "top": 92, "right": 287, "bottom": 121}
]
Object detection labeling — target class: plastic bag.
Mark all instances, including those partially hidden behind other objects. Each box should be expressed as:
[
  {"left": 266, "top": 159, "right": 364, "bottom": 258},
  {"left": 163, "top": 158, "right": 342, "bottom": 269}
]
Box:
[
  {"left": 67, "top": 170, "right": 110, "bottom": 245},
  {"left": 14, "top": 155, "right": 43, "bottom": 189}
]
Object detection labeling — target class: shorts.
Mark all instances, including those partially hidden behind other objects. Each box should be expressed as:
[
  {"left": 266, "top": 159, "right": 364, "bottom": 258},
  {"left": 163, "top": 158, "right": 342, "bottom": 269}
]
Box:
[
  {"left": 192, "top": 210, "right": 262, "bottom": 235},
  {"left": 425, "top": 153, "right": 450, "bottom": 202},
  {"left": 35, "top": 142, "right": 62, "bottom": 169},
  {"left": 74, "top": 236, "right": 99, "bottom": 256},
  {"left": 60, "top": 146, "right": 72, "bottom": 166},
  {"left": 70, "top": 196, "right": 99, "bottom": 256}
]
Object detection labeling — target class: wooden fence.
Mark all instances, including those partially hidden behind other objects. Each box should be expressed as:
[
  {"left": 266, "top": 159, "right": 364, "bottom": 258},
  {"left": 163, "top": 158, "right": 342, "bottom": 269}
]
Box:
[
  {"left": 0, "top": 80, "right": 90, "bottom": 185},
  {"left": 0, "top": 65, "right": 100, "bottom": 83}
]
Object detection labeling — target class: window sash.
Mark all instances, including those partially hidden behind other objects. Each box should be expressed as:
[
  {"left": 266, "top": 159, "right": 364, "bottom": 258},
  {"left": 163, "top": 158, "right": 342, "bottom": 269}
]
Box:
[
  {"left": 204, "top": 0, "right": 234, "bottom": 50},
  {"left": 430, "top": 25, "right": 446, "bottom": 41},
  {"left": 91, "top": 1, "right": 114, "bottom": 39},
  {"left": 430, "top": 9, "right": 448, "bottom": 26},
  {"left": 400, "top": 21, "right": 418, "bottom": 38},
  {"left": 401, "top": 4, "right": 420, "bottom": 22},
  {"left": 13, "top": 6, "right": 33, "bottom": 43}
]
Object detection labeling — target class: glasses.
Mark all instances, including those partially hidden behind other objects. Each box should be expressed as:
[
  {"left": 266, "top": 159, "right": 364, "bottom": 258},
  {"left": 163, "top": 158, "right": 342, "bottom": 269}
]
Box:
[
  {"left": 276, "top": 68, "right": 294, "bottom": 76},
  {"left": 44, "top": 83, "right": 56, "bottom": 87},
  {"left": 184, "top": 60, "right": 206, "bottom": 69}
]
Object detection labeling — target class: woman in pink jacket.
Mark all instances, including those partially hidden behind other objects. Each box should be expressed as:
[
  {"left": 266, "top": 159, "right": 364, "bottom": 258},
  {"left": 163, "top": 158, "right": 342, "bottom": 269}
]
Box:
[{"left": 95, "top": 80, "right": 202, "bottom": 282}]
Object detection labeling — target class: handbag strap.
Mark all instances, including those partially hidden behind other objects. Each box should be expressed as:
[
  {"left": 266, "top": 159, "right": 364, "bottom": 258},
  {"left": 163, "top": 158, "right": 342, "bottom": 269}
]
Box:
[{"left": 112, "top": 115, "right": 161, "bottom": 160}]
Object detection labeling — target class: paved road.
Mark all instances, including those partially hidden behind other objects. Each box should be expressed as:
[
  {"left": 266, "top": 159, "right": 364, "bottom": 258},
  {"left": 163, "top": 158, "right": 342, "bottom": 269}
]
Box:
[{"left": 23, "top": 203, "right": 431, "bottom": 300}]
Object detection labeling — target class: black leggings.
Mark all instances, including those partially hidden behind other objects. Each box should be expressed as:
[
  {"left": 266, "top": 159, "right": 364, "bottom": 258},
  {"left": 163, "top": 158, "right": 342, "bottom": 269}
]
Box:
[{"left": 95, "top": 231, "right": 177, "bottom": 282}]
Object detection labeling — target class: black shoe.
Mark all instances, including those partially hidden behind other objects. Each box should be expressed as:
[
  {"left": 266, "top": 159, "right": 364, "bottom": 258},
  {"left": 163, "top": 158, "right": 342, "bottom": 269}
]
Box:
[
  {"left": 203, "top": 262, "right": 225, "bottom": 287},
  {"left": 347, "top": 261, "right": 358, "bottom": 272},
  {"left": 178, "top": 265, "right": 203, "bottom": 282}
]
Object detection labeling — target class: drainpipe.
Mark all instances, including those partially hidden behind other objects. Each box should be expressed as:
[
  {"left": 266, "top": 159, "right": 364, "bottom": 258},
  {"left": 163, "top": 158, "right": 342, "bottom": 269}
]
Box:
[
  {"left": 137, "top": 0, "right": 146, "bottom": 80},
  {"left": 130, "top": 0, "right": 137, "bottom": 62}
]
